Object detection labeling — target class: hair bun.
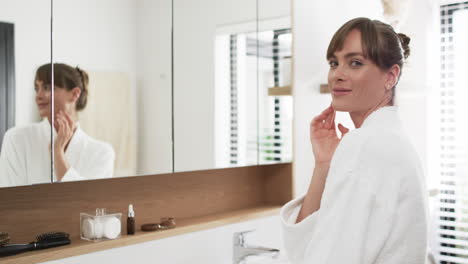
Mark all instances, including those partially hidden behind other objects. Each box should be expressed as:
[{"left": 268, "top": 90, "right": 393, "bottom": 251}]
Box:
[
  {"left": 74, "top": 65, "right": 89, "bottom": 111},
  {"left": 397, "top": 33, "right": 411, "bottom": 59}
]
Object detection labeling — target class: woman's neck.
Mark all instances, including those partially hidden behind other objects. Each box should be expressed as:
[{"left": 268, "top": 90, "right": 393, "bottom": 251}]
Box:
[
  {"left": 349, "top": 93, "right": 394, "bottom": 128},
  {"left": 46, "top": 112, "right": 78, "bottom": 128}
]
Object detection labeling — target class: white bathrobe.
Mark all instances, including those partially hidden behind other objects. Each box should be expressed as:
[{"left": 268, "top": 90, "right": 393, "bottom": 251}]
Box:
[
  {"left": 0, "top": 119, "right": 115, "bottom": 187},
  {"left": 281, "top": 106, "right": 429, "bottom": 264}
]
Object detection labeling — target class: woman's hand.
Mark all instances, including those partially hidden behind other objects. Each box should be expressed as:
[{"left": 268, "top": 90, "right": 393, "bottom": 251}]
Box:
[
  {"left": 310, "top": 104, "right": 349, "bottom": 166},
  {"left": 53, "top": 110, "right": 75, "bottom": 153},
  {"left": 53, "top": 110, "right": 75, "bottom": 181}
]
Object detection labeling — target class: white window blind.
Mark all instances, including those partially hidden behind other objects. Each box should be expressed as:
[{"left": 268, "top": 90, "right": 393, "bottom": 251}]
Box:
[
  {"left": 256, "top": 29, "right": 293, "bottom": 164},
  {"left": 436, "top": 3, "right": 468, "bottom": 264}
]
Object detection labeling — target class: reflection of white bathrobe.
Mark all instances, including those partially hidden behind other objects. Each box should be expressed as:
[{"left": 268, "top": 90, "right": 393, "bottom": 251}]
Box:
[
  {"left": 0, "top": 119, "right": 115, "bottom": 187},
  {"left": 281, "top": 107, "right": 428, "bottom": 264}
]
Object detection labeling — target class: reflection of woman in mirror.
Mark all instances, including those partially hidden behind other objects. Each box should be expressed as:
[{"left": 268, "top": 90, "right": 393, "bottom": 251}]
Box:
[
  {"left": 0, "top": 63, "right": 115, "bottom": 187},
  {"left": 280, "top": 18, "right": 428, "bottom": 263}
]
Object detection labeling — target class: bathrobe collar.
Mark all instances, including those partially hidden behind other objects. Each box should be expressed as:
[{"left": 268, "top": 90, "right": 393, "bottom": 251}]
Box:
[
  {"left": 40, "top": 118, "right": 54, "bottom": 142},
  {"left": 360, "top": 106, "right": 400, "bottom": 129}
]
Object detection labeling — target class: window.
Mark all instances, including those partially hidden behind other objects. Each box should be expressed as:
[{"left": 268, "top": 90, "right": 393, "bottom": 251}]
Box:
[{"left": 435, "top": 2, "right": 468, "bottom": 263}]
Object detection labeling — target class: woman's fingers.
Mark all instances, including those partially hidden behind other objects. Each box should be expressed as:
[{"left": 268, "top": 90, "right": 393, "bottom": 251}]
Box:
[
  {"left": 325, "top": 109, "right": 336, "bottom": 129},
  {"left": 62, "top": 111, "right": 74, "bottom": 130},
  {"left": 338, "top": 123, "right": 349, "bottom": 138},
  {"left": 311, "top": 113, "right": 327, "bottom": 132},
  {"left": 311, "top": 105, "right": 335, "bottom": 132},
  {"left": 58, "top": 118, "right": 66, "bottom": 137},
  {"left": 55, "top": 114, "right": 73, "bottom": 151}
]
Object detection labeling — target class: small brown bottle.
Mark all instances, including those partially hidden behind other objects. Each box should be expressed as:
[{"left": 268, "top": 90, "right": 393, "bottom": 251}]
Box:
[{"left": 127, "top": 204, "right": 135, "bottom": 235}]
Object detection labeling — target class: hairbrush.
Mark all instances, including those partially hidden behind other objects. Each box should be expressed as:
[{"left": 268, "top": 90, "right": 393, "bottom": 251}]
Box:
[
  {"left": 0, "top": 232, "right": 10, "bottom": 247},
  {"left": 0, "top": 231, "right": 70, "bottom": 257}
]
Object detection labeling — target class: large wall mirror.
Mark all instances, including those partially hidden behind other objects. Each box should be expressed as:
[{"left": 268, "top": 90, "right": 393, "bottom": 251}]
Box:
[{"left": 0, "top": 0, "right": 292, "bottom": 188}]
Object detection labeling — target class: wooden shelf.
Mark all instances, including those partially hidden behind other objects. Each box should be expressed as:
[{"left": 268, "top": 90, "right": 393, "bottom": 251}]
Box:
[
  {"left": 320, "top": 84, "right": 330, "bottom": 94},
  {"left": 268, "top": 86, "right": 292, "bottom": 96},
  {"left": 0, "top": 206, "right": 280, "bottom": 264}
]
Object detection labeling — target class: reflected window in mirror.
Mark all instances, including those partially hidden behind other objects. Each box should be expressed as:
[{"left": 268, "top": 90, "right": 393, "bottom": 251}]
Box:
[
  {"left": 215, "top": 31, "right": 259, "bottom": 168},
  {"left": 214, "top": 28, "right": 293, "bottom": 168},
  {"left": 257, "top": 29, "right": 292, "bottom": 164}
]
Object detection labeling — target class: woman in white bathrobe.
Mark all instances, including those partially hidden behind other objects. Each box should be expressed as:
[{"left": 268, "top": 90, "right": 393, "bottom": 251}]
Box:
[
  {"left": 281, "top": 18, "right": 428, "bottom": 263},
  {"left": 0, "top": 63, "right": 115, "bottom": 187}
]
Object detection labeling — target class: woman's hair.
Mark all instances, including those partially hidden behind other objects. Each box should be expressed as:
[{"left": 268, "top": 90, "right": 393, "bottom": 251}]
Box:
[
  {"left": 326, "top": 17, "right": 410, "bottom": 99},
  {"left": 35, "top": 63, "right": 89, "bottom": 111}
]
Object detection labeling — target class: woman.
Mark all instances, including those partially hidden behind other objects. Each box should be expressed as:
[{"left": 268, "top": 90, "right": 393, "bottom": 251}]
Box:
[
  {"left": 280, "top": 18, "right": 428, "bottom": 263},
  {"left": 0, "top": 63, "right": 115, "bottom": 187}
]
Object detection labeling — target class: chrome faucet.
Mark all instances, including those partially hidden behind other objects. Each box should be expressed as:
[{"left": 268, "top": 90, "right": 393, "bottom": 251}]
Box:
[{"left": 233, "top": 230, "right": 280, "bottom": 264}]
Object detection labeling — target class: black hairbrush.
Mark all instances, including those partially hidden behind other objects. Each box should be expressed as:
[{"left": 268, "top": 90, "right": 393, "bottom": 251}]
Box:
[
  {"left": 0, "top": 232, "right": 10, "bottom": 247},
  {"left": 0, "top": 231, "right": 70, "bottom": 257}
]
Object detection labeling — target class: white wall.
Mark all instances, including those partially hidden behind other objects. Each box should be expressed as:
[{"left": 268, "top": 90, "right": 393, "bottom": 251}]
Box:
[
  {"left": 397, "top": 0, "right": 436, "bottom": 184},
  {"left": 0, "top": 0, "right": 50, "bottom": 126}
]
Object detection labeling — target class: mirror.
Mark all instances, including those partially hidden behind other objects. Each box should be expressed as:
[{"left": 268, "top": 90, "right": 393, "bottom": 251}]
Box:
[
  {"left": 52, "top": 0, "right": 173, "bottom": 182},
  {"left": 0, "top": 0, "right": 53, "bottom": 187},
  {"left": 173, "top": 0, "right": 293, "bottom": 172},
  {"left": 0, "top": 0, "right": 293, "bottom": 187},
  {"left": 0, "top": 0, "right": 174, "bottom": 187},
  {"left": 258, "top": 0, "right": 293, "bottom": 165},
  {"left": 173, "top": 0, "right": 258, "bottom": 172}
]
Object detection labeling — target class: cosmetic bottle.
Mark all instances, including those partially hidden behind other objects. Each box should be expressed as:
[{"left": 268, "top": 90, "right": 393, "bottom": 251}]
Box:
[{"left": 127, "top": 204, "right": 135, "bottom": 235}]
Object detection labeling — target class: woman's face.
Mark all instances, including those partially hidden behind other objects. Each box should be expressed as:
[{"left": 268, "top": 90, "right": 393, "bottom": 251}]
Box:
[
  {"left": 327, "top": 29, "right": 390, "bottom": 113},
  {"left": 35, "top": 80, "right": 76, "bottom": 119}
]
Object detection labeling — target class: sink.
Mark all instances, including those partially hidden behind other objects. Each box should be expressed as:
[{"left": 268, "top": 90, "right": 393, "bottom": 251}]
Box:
[{"left": 243, "top": 254, "right": 290, "bottom": 264}]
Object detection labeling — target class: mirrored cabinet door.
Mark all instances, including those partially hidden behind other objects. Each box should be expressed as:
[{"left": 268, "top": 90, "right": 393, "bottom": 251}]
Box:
[
  {"left": 173, "top": 0, "right": 293, "bottom": 172},
  {"left": 52, "top": 0, "right": 173, "bottom": 182},
  {"left": 257, "top": 0, "right": 293, "bottom": 165},
  {"left": 0, "top": 0, "right": 53, "bottom": 188},
  {"left": 173, "top": 0, "right": 259, "bottom": 172}
]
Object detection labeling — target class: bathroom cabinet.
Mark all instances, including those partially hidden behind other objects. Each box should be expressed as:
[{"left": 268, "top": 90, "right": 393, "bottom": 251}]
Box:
[{"left": 0, "top": 163, "right": 292, "bottom": 264}]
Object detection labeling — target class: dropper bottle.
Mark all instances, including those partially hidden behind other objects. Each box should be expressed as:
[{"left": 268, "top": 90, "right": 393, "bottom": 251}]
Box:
[{"left": 127, "top": 204, "right": 135, "bottom": 235}]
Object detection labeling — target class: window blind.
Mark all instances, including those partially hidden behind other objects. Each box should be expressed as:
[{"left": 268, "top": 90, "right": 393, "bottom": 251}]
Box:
[
  {"left": 437, "top": 2, "right": 468, "bottom": 263},
  {"left": 227, "top": 29, "right": 292, "bottom": 165},
  {"left": 253, "top": 29, "right": 292, "bottom": 164},
  {"left": 230, "top": 34, "right": 239, "bottom": 165}
]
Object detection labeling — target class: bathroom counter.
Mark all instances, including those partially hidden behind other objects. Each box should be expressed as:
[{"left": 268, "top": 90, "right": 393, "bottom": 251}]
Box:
[{"left": 0, "top": 205, "right": 281, "bottom": 264}]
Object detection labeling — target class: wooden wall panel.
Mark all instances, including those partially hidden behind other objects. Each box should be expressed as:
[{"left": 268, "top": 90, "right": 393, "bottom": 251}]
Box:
[{"left": 263, "top": 162, "right": 293, "bottom": 205}]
